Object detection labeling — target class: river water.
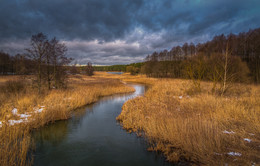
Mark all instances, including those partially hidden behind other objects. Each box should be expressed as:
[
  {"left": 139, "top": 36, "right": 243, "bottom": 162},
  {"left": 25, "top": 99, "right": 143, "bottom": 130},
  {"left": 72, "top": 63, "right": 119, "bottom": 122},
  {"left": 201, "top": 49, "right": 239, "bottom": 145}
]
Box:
[{"left": 32, "top": 84, "right": 172, "bottom": 166}]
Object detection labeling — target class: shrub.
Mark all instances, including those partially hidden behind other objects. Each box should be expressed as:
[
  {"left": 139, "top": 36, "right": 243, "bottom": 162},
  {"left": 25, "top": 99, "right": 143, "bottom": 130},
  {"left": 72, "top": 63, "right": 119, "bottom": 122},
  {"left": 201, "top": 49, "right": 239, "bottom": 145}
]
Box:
[{"left": 2, "top": 80, "right": 26, "bottom": 94}]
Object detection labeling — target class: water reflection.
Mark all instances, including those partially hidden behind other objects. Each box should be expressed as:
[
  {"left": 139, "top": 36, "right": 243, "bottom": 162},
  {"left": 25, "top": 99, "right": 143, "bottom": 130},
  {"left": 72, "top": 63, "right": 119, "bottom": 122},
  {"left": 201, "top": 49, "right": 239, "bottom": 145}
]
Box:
[
  {"left": 33, "top": 121, "right": 69, "bottom": 146},
  {"left": 32, "top": 84, "right": 171, "bottom": 166}
]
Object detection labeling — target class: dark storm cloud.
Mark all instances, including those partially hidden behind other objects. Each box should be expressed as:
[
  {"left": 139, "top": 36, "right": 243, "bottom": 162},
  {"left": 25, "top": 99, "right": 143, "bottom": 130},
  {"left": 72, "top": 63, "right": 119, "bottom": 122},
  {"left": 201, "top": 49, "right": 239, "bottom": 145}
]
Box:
[
  {"left": 0, "top": 0, "right": 143, "bottom": 40},
  {"left": 0, "top": 0, "right": 260, "bottom": 65}
]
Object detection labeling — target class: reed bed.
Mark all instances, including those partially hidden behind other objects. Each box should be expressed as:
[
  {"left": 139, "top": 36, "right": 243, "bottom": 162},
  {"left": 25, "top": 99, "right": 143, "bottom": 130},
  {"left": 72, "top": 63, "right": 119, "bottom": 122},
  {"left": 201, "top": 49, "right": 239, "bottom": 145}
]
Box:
[
  {"left": 0, "top": 74, "right": 134, "bottom": 166},
  {"left": 116, "top": 76, "right": 260, "bottom": 165}
]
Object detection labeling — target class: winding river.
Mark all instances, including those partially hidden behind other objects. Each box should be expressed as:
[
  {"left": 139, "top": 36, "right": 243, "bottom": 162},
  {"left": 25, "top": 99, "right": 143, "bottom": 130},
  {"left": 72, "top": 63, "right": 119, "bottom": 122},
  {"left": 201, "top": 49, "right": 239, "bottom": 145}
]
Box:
[{"left": 32, "top": 84, "right": 172, "bottom": 166}]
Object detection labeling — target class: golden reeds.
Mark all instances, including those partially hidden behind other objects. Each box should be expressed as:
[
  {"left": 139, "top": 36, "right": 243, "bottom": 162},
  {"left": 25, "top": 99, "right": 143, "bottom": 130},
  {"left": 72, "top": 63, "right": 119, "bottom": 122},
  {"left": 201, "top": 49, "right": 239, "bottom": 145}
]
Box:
[
  {"left": 116, "top": 76, "right": 260, "bottom": 165},
  {"left": 0, "top": 74, "right": 134, "bottom": 166}
]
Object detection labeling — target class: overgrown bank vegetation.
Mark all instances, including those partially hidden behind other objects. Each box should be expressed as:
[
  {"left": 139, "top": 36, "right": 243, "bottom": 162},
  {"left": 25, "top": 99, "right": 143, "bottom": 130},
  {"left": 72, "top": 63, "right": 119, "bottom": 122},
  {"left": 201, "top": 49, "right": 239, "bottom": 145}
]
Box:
[
  {"left": 0, "top": 74, "right": 134, "bottom": 165},
  {"left": 115, "top": 75, "right": 260, "bottom": 165}
]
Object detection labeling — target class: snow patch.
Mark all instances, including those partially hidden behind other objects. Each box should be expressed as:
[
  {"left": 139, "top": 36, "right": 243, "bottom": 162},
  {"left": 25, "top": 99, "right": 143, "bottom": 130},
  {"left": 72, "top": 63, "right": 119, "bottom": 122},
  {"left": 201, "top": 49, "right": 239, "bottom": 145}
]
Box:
[
  {"left": 12, "top": 108, "right": 18, "bottom": 115},
  {"left": 214, "top": 152, "right": 222, "bottom": 156},
  {"left": 244, "top": 138, "right": 252, "bottom": 143},
  {"left": 8, "top": 119, "right": 24, "bottom": 125},
  {"left": 179, "top": 96, "right": 183, "bottom": 99},
  {"left": 223, "top": 130, "right": 235, "bottom": 134},
  {"left": 227, "top": 152, "right": 241, "bottom": 156},
  {"left": 0, "top": 121, "right": 2, "bottom": 127},
  {"left": 34, "top": 108, "right": 44, "bottom": 113},
  {"left": 19, "top": 114, "right": 31, "bottom": 118}
]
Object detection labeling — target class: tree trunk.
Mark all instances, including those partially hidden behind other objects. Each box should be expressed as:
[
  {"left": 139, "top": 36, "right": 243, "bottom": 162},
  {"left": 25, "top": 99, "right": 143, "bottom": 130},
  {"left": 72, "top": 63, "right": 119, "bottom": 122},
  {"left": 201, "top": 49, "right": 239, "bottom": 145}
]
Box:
[
  {"left": 38, "top": 59, "right": 41, "bottom": 94},
  {"left": 221, "top": 44, "right": 229, "bottom": 96}
]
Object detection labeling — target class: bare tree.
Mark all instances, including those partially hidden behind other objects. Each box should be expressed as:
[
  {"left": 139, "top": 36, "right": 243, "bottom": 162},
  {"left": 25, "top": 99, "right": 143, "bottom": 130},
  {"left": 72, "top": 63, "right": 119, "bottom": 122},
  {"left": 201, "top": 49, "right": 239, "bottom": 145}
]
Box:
[
  {"left": 26, "top": 33, "right": 71, "bottom": 91},
  {"left": 26, "top": 33, "right": 48, "bottom": 93},
  {"left": 85, "top": 62, "right": 94, "bottom": 76},
  {"left": 185, "top": 54, "right": 206, "bottom": 92},
  {"left": 49, "top": 38, "right": 70, "bottom": 88},
  {"left": 221, "top": 44, "right": 229, "bottom": 95}
]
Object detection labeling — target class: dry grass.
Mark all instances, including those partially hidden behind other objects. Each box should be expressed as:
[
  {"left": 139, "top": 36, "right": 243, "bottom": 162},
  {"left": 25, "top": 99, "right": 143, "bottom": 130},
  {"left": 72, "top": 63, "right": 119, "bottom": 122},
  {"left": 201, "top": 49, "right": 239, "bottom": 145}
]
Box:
[
  {"left": 0, "top": 125, "right": 31, "bottom": 166},
  {"left": 0, "top": 74, "right": 134, "bottom": 166},
  {"left": 115, "top": 75, "right": 260, "bottom": 165},
  {"left": 1, "top": 72, "right": 259, "bottom": 165}
]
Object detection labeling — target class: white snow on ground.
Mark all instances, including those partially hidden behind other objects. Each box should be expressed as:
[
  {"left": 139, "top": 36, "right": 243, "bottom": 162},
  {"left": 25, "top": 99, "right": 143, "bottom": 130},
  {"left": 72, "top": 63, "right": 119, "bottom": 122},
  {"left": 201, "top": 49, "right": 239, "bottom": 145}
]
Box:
[
  {"left": 244, "top": 138, "right": 252, "bottom": 143},
  {"left": 19, "top": 114, "right": 31, "bottom": 118},
  {"left": 34, "top": 107, "right": 44, "bottom": 113},
  {"left": 8, "top": 119, "right": 25, "bottom": 125},
  {"left": 12, "top": 108, "right": 18, "bottom": 115},
  {"left": 11, "top": 108, "right": 32, "bottom": 118},
  {"left": 227, "top": 152, "right": 242, "bottom": 156},
  {"left": 223, "top": 130, "right": 235, "bottom": 134},
  {"left": 5, "top": 106, "right": 45, "bottom": 126},
  {"left": 179, "top": 96, "right": 183, "bottom": 99},
  {"left": 214, "top": 152, "right": 222, "bottom": 155},
  {"left": 0, "top": 121, "right": 2, "bottom": 127}
]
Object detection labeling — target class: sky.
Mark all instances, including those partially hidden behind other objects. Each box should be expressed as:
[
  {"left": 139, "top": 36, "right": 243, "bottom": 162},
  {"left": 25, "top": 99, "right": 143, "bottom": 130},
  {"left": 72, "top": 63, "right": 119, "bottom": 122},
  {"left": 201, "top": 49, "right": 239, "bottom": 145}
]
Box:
[{"left": 0, "top": 0, "right": 260, "bottom": 65}]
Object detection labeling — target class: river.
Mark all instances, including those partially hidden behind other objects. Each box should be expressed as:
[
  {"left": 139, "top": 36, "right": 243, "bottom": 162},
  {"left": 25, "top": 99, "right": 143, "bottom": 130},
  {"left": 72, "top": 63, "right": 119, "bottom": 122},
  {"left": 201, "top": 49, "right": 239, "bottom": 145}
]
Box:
[{"left": 32, "top": 84, "right": 172, "bottom": 166}]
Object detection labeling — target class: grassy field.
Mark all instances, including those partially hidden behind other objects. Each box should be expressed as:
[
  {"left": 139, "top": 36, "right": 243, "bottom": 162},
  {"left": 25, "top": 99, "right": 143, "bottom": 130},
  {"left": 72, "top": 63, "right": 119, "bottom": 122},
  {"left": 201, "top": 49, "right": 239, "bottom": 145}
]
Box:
[
  {"left": 1, "top": 72, "right": 259, "bottom": 165},
  {"left": 109, "top": 73, "right": 260, "bottom": 165},
  {"left": 0, "top": 73, "right": 134, "bottom": 166}
]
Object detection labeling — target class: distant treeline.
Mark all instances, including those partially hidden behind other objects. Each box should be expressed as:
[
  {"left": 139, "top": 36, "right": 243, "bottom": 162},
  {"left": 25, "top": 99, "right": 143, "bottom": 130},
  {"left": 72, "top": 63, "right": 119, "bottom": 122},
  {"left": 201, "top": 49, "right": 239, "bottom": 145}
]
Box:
[
  {"left": 0, "top": 52, "right": 94, "bottom": 76},
  {"left": 142, "top": 28, "right": 260, "bottom": 84},
  {"left": 94, "top": 63, "right": 143, "bottom": 75},
  {"left": 0, "top": 52, "right": 35, "bottom": 75}
]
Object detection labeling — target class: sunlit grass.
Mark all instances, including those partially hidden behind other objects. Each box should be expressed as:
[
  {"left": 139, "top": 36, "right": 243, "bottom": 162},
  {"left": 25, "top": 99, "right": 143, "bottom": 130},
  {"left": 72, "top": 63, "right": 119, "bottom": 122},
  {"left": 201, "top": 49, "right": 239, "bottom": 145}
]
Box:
[
  {"left": 1, "top": 72, "right": 259, "bottom": 165},
  {"left": 0, "top": 74, "right": 134, "bottom": 165},
  {"left": 116, "top": 74, "right": 260, "bottom": 165}
]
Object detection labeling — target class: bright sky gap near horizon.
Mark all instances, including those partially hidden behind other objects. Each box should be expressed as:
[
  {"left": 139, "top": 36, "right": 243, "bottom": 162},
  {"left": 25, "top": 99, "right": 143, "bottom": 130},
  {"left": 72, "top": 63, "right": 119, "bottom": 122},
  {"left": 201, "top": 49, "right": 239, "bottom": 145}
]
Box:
[{"left": 0, "top": 0, "right": 260, "bottom": 65}]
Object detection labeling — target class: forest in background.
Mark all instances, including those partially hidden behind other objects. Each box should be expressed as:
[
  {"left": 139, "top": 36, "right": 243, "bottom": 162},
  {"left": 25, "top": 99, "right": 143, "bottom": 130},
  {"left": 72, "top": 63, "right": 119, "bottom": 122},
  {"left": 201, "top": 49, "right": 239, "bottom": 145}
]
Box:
[
  {"left": 1, "top": 28, "right": 259, "bottom": 84},
  {"left": 142, "top": 28, "right": 260, "bottom": 84},
  {"left": 94, "top": 28, "right": 260, "bottom": 85},
  {"left": 93, "top": 63, "right": 143, "bottom": 74}
]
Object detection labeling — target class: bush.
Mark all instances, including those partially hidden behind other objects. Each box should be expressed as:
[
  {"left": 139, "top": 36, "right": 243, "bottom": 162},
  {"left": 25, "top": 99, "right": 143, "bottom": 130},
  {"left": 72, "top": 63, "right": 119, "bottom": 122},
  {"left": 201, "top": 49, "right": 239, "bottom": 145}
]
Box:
[{"left": 2, "top": 80, "right": 26, "bottom": 94}]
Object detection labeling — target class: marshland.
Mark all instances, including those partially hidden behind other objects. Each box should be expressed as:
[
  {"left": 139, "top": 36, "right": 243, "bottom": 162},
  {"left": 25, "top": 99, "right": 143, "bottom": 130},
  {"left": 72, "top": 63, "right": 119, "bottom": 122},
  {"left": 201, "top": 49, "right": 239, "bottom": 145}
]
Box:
[{"left": 1, "top": 1, "right": 260, "bottom": 166}]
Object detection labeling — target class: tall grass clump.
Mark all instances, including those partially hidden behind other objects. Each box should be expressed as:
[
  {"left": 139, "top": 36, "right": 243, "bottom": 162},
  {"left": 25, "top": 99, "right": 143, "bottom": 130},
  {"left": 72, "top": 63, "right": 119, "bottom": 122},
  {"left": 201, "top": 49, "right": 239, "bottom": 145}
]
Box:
[{"left": 0, "top": 124, "right": 31, "bottom": 166}]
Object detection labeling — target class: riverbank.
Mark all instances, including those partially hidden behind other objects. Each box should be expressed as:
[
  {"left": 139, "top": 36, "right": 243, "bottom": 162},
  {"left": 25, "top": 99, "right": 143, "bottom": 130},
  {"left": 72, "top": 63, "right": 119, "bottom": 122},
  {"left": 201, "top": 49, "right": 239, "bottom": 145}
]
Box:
[
  {"left": 32, "top": 84, "right": 170, "bottom": 166},
  {"left": 0, "top": 74, "right": 134, "bottom": 166},
  {"left": 1, "top": 72, "right": 259, "bottom": 165},
  {"left": 109, "top": 72, "right": 260, "bottom": 165}
]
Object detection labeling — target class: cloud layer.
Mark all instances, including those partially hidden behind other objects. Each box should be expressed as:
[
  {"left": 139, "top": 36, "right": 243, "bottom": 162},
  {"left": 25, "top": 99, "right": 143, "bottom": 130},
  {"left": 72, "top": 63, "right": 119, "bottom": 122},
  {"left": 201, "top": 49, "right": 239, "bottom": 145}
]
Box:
[{"left": 0, "top": 0, "right": 260, "bottom": 65}]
